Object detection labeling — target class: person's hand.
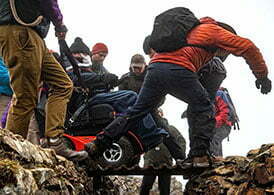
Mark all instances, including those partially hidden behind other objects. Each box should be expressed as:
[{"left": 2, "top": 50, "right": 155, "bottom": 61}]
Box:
[
  {"left": 55, "top": 24, "right": 68, "bottom": 40},
  {"left": 102, "top": 73, "right": 119, "bottom": 87},
  {"left": 255, "top": 77, "right": 272, "bottom": 94}
]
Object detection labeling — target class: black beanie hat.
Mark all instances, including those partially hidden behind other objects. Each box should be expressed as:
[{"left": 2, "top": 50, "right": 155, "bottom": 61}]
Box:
[
  {"left": 143, "top": 35, "right": 151, "bottom": 55},
  {"left": 70, "top": 37, "right": 90, "bottom": 55}
]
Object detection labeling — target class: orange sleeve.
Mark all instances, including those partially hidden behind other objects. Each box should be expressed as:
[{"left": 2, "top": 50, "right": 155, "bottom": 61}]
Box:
[{"left": 213, "top": 25, "right": 268, "bottom": 79}]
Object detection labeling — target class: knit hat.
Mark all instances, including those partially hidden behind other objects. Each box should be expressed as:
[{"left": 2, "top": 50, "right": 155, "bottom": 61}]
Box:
[
  {"left": 70, "top": 37, "right": 90, "bottom": 55},
  {"left": 130, "top": 54, "right": 146, "bottom": 72},
  {"left": 91, "top": 43, "right": 108, "bottom": 55},
  {"left": 143, "top": 35, "right": 151, "bottom": 55}
]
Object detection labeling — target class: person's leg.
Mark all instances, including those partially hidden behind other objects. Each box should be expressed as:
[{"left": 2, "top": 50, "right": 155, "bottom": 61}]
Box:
[
  {"left": 90, "top": 90, "right": 137, "bottom": 113},
  {"left": 210, "top": 125, "right": 231, "bottom": 156},
  {"left": 41, "top": 49, "right": 73, "bottom": 138},
  {"left": 140, "top": 175, "right": 156, "bottom": 195},
  {"left": 87, "top": 64, "right": 168, "bottom": 154},
  {"left": 163, "top": 133, "right": 186, "bottom": 160},
  {"left": 41, "top": 48, "right": 87, "bottom": 160},
  {"left": 0, "top": 25, "right": 43, "bottom": 138},
  {"left": 160, "top": 65, "right": 215, "bottom": 159},
  {"left": 199, "top": 57, "right": 227, "bottom": 102},
  {"left": 187, "top": 68, "right": 226, "bottom": 154},
  {"left": 158, "top": 175, "right": 171, "bottom": 195},
  {"left": 152, "top": 111, "right": 185, "bottom": 160},
  {"left": 0, "top": 95, "right": 11, "bottom": 128}
]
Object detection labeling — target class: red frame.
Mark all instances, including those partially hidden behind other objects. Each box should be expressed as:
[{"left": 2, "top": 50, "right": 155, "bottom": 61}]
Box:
[{"left": 63, "top": 134, "right": 96, "bottom": 151}]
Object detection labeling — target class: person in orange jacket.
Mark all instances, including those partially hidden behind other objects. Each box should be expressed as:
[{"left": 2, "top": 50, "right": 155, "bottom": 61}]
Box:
[{"left": 85, "top": 12, "right": 271, "bottom": 168}]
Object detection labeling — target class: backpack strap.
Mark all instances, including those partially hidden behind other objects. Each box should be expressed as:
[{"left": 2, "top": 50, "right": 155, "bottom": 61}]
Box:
[
  {"left": 222, "top": 88, "right": 240, "bottom": 130},
  {"left": 59, "top": 39, "right": 88, "bottom": 91}
]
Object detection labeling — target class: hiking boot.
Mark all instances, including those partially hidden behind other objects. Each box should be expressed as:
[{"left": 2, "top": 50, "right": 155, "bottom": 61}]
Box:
[
  {"left": 182, "top": 155, "right": 224, "bottom": 169},
  {"left": 193, "top": 155, "right": 224, "bottom": 168},
  {"left": 48, "top": 137, "right": 88, "bottom": 161}
]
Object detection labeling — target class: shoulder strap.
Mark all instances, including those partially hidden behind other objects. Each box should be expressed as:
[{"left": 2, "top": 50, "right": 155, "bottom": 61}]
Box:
[{"left": 58, "top": 39, "right": 87, "bottom": 90}]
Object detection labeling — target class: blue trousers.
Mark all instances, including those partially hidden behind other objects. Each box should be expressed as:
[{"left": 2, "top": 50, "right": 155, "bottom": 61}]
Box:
[
  {"left": 102, "top": 62, "right": 215, "bottom": 157},
  {"left": 94, "top": 90, "right": 167, "bottom": 152}
]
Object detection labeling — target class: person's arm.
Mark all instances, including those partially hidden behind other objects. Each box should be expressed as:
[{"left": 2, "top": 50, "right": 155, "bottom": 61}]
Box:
[
  {"left": 213, "top": 25, "right": 268, "bottom": 79},
  {"left": 41, "top": 0, "right": 67, "bottom": 38},
  {"left": 118, "top": 74, "right": 129, "bottom": 90}
]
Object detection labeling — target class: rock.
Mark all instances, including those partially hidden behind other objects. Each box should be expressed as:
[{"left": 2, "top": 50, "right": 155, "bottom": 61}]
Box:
[
  {"left": 185, "top": 143, "right": 274, "bottom": 194},
  {"left": 0, "top": 128, "right": 119, "bottom": 194},
  {"left": 109, "top": 176, "right": 184, "bottom": 194}
]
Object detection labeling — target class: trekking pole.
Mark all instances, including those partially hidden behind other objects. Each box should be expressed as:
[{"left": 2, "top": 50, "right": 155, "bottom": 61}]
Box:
[{"left": 58, "top": 39, "right": 88, "bottom": 93}]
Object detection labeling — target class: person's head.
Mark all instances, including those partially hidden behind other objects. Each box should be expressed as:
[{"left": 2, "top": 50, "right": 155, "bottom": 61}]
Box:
[
  {"left": 215, "top": 22, "right": 237, "bottom": 62},
  {"left": 130, "top": 54, "right": 146, "bottom": 74},
  {"left": 70, "top": 37, "right": 91, "bottom": 64},
  {"left": 91, "top": 42, "right": 108, "bottom": 65},
  {"left": 143, "top": 35, "right": 156, "bottom": 59},
  {"left": 158, "top": 108, "right": 164, "bottom": 117}
]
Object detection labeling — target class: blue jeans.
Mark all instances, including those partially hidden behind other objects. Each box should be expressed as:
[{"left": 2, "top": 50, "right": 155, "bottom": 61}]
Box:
[
  {"left": 94, "top": 90, "right": 167, "bottom": 152},
  {"left": 90, "top": 90, "right": 137, "bottom": 113},
  {"left": 125, "top": 62, "right": 215, "bottom": 157}
]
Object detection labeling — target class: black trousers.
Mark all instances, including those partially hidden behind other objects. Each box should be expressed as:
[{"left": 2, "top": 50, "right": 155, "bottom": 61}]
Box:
[{"left": 140, "top": 175, "right": 171, "bottom": 195}]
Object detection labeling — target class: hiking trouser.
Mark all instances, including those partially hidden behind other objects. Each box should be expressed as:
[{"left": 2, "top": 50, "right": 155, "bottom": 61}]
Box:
[
  {"left": 102, "top": 62, "right": 215, "bottom": 157},
  {"left": 210, "top": 125, "right": 231, "bottom": 156},
  {"left": 94, "top": 90, "right": 168, "bottom": 152},
  {"left": 140, "top": 175, "right": 171, "bottom": 195},
  {"left": 0, "top": 25, "right": 73, "bottom": 138},
  {"left": 199, "top": 71, "right": 226, "bottom": 102},
  {"left": 0, "top": 95, "right": 11, "bottom": 128},
  {"left": 89, "top": 90, "right": 137, "bottom": 113},
  {"left": 188, "top": 60, "right": 226, "bottom": 156}
]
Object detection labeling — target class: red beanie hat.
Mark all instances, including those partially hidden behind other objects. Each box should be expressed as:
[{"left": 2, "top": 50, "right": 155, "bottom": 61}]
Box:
[{"left": 91, "top": 43, "right": 108, "bottom": 55}]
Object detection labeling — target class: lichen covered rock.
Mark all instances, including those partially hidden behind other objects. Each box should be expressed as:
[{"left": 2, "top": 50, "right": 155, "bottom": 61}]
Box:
[{"left": 185, "top": 144, "right": 274, "bottom": 194}]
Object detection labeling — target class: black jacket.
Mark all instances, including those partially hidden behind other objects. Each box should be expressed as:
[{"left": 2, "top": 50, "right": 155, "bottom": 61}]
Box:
[
  {"left": 119, "top": 69, "right": 147, "bottom": 93},
  {"left": 0, "top": 0, "right": 50, "bottom": 38}
]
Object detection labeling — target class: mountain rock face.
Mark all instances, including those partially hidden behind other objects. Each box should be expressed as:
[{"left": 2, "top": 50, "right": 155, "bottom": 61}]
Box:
[{"left": 184, "top": 144, "right": 274, "bottom": 194}]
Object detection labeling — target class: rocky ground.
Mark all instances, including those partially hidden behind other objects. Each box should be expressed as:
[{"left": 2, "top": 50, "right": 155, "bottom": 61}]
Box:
[
  {"left": 0, "top": 128, "right": 183, "bottom": 194},
  {"left": 109, "top": 176, "right": 183, "bottom": 194},
  {"left": 0, "top": 127, "right": 273, "bottom": 194},
  {"left": 185, "top": 144, "right": 274, "bottom": 194}
]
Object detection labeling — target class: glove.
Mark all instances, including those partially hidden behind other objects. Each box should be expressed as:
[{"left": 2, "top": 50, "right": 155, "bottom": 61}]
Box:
[
  {"left": 55, "top": 24, "right": 68, "bottom": 40},
  {"left": 255, "top": 77, "right": 272, "bottom": 94},
  {"left": 102, "top": 73, "right": 119, "bottom": 87}
]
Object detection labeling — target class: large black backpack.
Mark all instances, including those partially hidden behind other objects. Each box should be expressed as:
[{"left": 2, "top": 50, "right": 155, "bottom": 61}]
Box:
[{"left": 150, "top": 7, "right": 201, "bottom": 53}]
